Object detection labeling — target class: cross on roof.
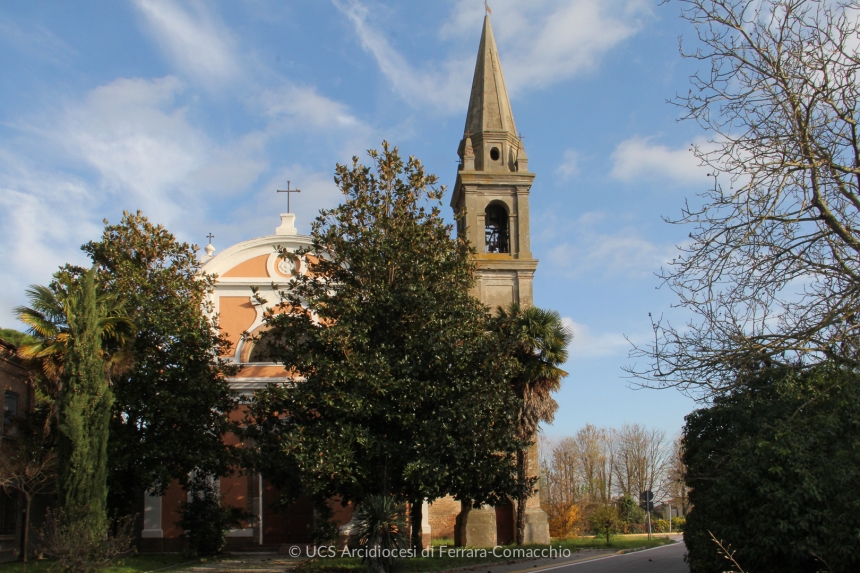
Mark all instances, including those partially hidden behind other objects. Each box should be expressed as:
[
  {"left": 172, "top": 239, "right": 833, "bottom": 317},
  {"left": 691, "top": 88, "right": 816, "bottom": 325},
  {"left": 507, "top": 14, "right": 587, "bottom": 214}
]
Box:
[
  {"left": 206, "top": 233, "right": 215, "bottom": 244},
  {"left": 277, "top": 181, "right": 302, "bottom": 213}
]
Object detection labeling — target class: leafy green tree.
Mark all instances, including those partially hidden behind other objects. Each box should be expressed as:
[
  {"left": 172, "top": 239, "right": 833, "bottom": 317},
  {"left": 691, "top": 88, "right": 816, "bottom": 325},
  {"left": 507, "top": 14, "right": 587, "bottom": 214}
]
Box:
[
  {"left": 616, "top": 495, "right": 644, "bottom": 526},
  {"left": 78, "top": 212, "right": 238, "bottom": 514},
  {"left": 684, "top": 364, "right": 860, "bottom": 573},
  {"left": 246, "top": 142, "right": 522, "bottom": 550},
  {"left": 17, "top": 268, "right": 132, "bottom": 535},
  {"left": 0, "top": 327, "right": 35, "bottom": 347},
  {"left": 493, "top": 303, "right": 571, "bottom": 544}
]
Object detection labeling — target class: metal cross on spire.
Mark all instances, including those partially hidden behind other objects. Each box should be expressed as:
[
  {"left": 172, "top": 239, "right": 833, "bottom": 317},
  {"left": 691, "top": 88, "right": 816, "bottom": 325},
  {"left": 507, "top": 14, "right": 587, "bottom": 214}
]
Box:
[
  {"left": 277, "top": 181, "right": 302, "bottom": 213},
  {"left": 206, "top": 233, "right": 215, "bottom": 244}
]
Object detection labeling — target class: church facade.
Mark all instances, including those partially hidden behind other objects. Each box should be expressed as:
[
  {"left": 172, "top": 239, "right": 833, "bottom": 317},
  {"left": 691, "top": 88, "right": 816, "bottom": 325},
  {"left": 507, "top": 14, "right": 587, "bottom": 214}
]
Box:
[{"left": 140, "top": 14, "right": 549, "bottom": 551}]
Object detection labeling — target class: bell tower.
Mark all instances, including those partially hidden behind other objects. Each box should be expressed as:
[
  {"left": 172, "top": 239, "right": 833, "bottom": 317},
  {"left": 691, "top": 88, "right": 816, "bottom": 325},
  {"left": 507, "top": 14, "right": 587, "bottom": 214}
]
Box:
[
  {"left": 451, "top": 15, "right": 538, "bottom": 311},
  {"left": 451, "top": 15, "right": 549, "bottom": 547}
]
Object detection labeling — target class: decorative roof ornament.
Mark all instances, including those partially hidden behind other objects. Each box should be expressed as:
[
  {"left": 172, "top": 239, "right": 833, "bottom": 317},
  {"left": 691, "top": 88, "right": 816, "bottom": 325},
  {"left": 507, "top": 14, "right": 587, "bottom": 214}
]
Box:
[
  {"left": 463, "top": 136, "right": 476, "bottom": 171},
  {"left": 205, "top": 233, "right": 215, "bottom": 258},
  {"left": 276, "top": 213, "right": 298, "bottom": 236}
]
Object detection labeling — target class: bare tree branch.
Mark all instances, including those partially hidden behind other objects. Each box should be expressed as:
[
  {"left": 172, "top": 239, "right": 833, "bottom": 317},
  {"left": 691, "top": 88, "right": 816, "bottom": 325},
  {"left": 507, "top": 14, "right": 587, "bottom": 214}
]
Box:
[{"left": 627, "top": 0, "right": 860, "bottom": 396}]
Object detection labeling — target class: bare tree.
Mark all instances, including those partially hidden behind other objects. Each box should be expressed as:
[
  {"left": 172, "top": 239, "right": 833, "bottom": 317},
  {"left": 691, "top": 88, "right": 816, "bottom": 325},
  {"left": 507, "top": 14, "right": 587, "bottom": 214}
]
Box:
[
  {"left": 662, "top": 437, "right": 690, "bottom": 516},
  {"left": 574, "top": 425, "right": 615, "bottom": 504},
  {"left": 549, "top": 438, "right": 581, "bottom": 506},
  {"left": 594, "top": 428, "right": 616, "bottom": 504},
  {"left": 613, "top": 424, "right": 670, "bottom": 500},
  {"left": 628, "top": 0, "right": 860, "bottom": 395},
  {"left": 0, "top": 407, "right": 56, "bottom": 562},
  {"left": 540, "top": 437, "right": 582, "bottom": 537}
]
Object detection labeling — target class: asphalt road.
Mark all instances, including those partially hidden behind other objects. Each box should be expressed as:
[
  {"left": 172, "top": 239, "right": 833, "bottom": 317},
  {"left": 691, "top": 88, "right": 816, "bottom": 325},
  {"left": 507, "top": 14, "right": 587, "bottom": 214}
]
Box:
[{"left": 534, "top": 542, "right": 688, "bottom": 573}]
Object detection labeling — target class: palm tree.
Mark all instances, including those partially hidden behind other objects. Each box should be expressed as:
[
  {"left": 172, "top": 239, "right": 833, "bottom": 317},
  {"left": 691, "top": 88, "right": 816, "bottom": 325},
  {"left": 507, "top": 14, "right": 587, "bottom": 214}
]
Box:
[
  {"left": 494, "top": 303, "right": 571, "bottom": 545},
  {"left": 16, "top": 268, "right": 133, "bottom": 398},
  {"left": 15, "top": 266, "right": 133, "bottom": 536}
]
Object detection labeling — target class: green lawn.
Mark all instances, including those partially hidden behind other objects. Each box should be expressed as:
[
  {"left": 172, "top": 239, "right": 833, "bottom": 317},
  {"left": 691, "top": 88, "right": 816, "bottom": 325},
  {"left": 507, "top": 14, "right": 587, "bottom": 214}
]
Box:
[
  {"left": 0, "top": 554, "right": 192, "bottom": 573},
  {"left": 296, "top": 535, "right": 676, "bottom": 573}
]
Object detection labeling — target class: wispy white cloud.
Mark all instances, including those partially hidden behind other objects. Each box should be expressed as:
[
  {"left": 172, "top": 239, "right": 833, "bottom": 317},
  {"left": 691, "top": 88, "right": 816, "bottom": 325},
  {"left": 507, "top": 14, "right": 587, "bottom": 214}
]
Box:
[
  {"left": 334, "top": 0, "right": 649, "bottom": 113},
  {"left": 133, "top": 0, "right": 240, "bottom": 85},
  {"left": 258, "top": 85, "right": 364, "bottom": 130},
  {"left": 58, "top": 76, "right": 265, "bottom": 224},
  {"left": 556, "top": 149, "right": 580, "bottom": 179},
  {"left": 0, "top": 74, "right": 276, "bottom": 329},
  {"left": 610, "top": 136, "right": 711, "bottom": 185},
  {"left": 0, "top": 13, "right": 76, "bottom": 64},
  {"left": 0, "top": 151, "right": 101, "bottom": 329},
  {"left": 332, "top": 0, "right": 472, "bottom": 114},
  {"left": 562, "top": 317, "right": 630, "bottom": 358},
  {"left": 540, "top": 211, "right": 675, "bottom": 278},
  {"left": 548, "top": 230, "right": 671, "bottom": 278},
  {"left": 442, "top": 0, "right": 650, "bottom": 94}
]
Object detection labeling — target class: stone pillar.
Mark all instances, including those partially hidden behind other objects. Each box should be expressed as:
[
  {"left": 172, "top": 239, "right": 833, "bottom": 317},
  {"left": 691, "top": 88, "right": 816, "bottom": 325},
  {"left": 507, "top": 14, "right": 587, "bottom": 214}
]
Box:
[
  {"left": 421, "top": 500, "right": 432, "bottom": 549},
  {"left": 521, "top": 442, "right": 550, "bottom": 544},
  {"left": 454, "top": 502, "right": 496, "bottom": 548}
]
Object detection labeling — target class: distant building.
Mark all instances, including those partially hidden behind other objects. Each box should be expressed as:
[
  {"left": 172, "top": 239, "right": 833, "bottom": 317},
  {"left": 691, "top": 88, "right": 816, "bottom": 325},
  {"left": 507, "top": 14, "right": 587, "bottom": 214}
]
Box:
[{"left": 0, "top": 337, "right": 34, "bottom": 563}]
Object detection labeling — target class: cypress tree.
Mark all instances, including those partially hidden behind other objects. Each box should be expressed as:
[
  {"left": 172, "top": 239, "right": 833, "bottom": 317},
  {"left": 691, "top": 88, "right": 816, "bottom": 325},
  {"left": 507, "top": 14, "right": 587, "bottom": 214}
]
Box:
[{"left": 57, "top": 268, "right": 114, "bottom": 534}]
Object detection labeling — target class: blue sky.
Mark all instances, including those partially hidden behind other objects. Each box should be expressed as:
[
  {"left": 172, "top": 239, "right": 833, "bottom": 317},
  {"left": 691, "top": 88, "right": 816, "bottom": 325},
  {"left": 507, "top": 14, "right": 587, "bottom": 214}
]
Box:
[{"left": 0, "top": 0, "right": 713, "bottom": 438}]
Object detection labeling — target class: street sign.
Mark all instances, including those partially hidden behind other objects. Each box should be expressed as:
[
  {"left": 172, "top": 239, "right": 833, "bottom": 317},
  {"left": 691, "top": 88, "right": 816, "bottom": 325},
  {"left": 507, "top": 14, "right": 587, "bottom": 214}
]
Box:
[{"left": 639, "top": 491, "right": 654, "bottom": 511}]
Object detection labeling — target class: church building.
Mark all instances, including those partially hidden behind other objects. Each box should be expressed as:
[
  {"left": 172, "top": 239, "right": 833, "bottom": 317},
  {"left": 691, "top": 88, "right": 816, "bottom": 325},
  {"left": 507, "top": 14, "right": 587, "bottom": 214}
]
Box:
[{"left": 140, "top": 14, "right": 548, "bottom": 551}]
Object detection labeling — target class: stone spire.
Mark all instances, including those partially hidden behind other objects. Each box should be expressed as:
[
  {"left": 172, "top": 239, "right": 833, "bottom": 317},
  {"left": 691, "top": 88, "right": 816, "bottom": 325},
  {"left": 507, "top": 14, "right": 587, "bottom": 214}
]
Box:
[
  {"left": 459, "top": 15, "right": 527, "bottom": 173},
  {"left": 464, "top": 15, "right": 517, "bottom": 138}
]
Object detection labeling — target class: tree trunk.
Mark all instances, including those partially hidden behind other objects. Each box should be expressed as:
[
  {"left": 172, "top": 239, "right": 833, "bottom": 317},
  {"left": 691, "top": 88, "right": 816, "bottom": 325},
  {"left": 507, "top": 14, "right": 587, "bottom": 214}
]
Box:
[
  {"left": 410, "top": 497, "right": 422, "bottom": 552},
  {"left": 22, "top": 492, "right": 31, "bottom": 563},
  {"left": 515, "top": 448, "right": 526, "bottom": 545}
]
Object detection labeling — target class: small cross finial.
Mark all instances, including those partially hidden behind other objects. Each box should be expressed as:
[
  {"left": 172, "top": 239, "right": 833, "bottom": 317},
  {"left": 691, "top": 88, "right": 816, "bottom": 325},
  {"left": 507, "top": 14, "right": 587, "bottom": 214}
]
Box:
[
  {"left": 485, "top": 0, "right": 492, "bottom": 15},
  {"left": 206, "top": 233, "right": 215, "bottom": 244},
  {"left": 277, "top": 181, "right": 302, "bottom": 213}
]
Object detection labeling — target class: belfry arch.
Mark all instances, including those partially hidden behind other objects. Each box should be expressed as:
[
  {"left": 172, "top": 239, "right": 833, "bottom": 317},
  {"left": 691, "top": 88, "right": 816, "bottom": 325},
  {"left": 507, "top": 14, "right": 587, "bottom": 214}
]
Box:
[{"left": 484, "top": 201, "right": 510, "bottom": 254}]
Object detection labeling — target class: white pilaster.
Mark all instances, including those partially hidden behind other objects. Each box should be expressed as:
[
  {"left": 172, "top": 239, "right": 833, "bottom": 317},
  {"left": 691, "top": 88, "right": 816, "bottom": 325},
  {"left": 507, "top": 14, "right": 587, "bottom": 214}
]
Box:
[
  {"left": 141, "top": 491, "right": 163, "bottom": 538},
  {"left": 421, "top": 500, "right": 432, "bottom": 548}
]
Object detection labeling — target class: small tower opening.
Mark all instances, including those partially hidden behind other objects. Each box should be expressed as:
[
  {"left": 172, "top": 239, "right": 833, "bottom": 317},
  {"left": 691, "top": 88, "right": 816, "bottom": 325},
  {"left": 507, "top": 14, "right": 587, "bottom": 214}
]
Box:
[
  {"left": 485, "top": 203, "right": 510, "bottom": 254},
  {"left": 490, "top": 147, "right": 501, "bottom": 161}
]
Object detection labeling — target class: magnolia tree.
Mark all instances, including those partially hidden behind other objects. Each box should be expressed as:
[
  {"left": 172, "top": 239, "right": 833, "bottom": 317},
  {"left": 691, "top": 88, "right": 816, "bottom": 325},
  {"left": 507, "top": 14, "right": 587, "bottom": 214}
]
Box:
[{"left": 246, "top": 143, "right": 523, "bottom": 550}]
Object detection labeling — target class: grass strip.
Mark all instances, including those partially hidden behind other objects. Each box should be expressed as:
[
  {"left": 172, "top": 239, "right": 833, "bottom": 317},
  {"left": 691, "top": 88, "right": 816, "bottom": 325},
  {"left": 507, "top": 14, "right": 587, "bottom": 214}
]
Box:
[
  {"left": 0, "top": 554, "right": 192, "bottom": 573},
  {"left": 296, "top": 536, "right": 675, "bottom": 573}
]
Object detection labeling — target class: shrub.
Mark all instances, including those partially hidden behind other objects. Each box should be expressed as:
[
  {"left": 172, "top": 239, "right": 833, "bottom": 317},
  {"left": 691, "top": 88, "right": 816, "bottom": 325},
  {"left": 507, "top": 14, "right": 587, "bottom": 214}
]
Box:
[
  {"left": 547, "top": 503, "right": 582, "bottom": 539},
  {"left": 353, "top": 495, "right": 408, "bottom": 573},
  {"left": 177, "top": 477, "right": 248, "bottom": 557},
  {"left": 589, "top": 505, "right": 622, "bottom": 543},
  {"left": 671, "top": 516, "right": 685, "bottom": 532},
  {"left": 651, "top": 519, "right": 669, "bottom": 533},
  {"left": 38, "top": 509, "right": 134, "bottom": 573},
  {"left": 616, "top": 495, "right": 645, "bottom": 525},
  {"left": 309, "top": 499, "right": 341, "bottom": 546},
  {"left": 684, "top": 365, "right": 860, "bottom": 572},
  {"left": 621, "top": 522, "right": 645, "bottom": 534}
]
